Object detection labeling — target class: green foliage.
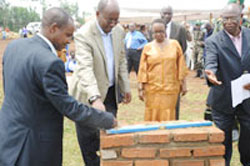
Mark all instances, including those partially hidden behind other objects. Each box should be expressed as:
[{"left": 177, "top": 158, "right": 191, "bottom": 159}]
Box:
[
  {"left": 59, "top": 0, "right": 85, "bottom": 26},
  {"left": 0, "top": 6, "right": 40, "bottom": 32}
]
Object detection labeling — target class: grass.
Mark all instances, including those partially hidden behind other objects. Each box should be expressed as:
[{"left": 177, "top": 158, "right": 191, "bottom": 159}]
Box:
[{"left": 0, "top": 71, "right": 240, "bottom": 166}]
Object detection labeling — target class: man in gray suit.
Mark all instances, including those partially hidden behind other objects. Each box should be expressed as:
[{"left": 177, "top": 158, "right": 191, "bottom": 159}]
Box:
[
  {"left": 160, "top": 6, "right": 188, "bottom": 120},
  {"left": 0, "top": 7, "right": 116, "bottom": 166},
  {"left": 205, "top": 3, "right": 250, "bottom": 166},
  {"left": 69, "top": 0, "right": 131, "bottom": 165}
]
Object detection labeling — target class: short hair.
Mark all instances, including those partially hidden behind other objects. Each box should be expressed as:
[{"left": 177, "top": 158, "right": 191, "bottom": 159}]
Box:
[
  {"left": 42, "top": 7, "right": 73, "bottom": 28},
  {"left": 151, "top": 19, "right": 166, "bottom": 29},
  {"left": 97, "top": 0, "right": 119, "bottom": 12}
]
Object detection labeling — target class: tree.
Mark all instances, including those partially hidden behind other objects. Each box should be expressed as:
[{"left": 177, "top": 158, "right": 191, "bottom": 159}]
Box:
[
  {"left": 0, "top": 5, "right": 40, "bottom": 32},
  {"left": 0, "top": 0, "right": 10, "bottom": 28},
  {"left": 59, "top": 0, "right": 85, "bottom": 25}
]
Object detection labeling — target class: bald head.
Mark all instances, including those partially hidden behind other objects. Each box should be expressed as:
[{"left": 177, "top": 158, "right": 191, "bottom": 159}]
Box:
[
  {"left": 42, "top": 7, "right": 73, "bottom": 29},
  {"left": 222, "top": 3, "right": 241, "bottom": 18},
  {"left": 97, "top": 0, "right": 119, "bottom": 13}
]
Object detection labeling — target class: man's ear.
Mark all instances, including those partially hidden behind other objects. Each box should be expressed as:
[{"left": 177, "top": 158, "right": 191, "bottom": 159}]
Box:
[
  {"left": 49, "top": 23, "right": 58, "bottom": 33},
  {"left": 96, "top": 11, "right": 100, "bottom": 17}
]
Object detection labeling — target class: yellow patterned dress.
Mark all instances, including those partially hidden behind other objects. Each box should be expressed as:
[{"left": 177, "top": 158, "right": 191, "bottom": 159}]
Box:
[{"left": 138, "top": 39, "right": 188, "bottom": 121}]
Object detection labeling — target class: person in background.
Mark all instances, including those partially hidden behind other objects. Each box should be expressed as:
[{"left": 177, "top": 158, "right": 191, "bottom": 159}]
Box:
[
  {"left": 192, "top": 21, "right": 205, "bottom": 78},
  {"left": 125, "top": 22, "right": 148, "bottom": 75},
  {"left": 205, "top": 3, "right": 250, "bottom": 166},
  {"left": 69, "top": 0, "right": 131, "bottom": 165},
  {"left": 1, "top": 29, "right": 6, "bottom": 40},
  {"left": 137, "top": 18, "right": 188, "bottom": 121},
  {"left": 65, "top": 51, "right": 76, "bottom": 72},
  {"left": 22, "top": 26, "right": 28, "bottom": 38},
  {"left": 0, "top": 7, "right": 117, "bottom": 166},
  {"left": 160, "top": 6, "right": 188, "bottom": 120},
  {"left": 140, "top": 24, "right": 151, "bottom": 41}
]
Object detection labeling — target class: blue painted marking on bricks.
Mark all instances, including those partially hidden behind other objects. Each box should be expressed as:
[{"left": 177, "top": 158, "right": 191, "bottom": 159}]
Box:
[{"left": 106, "top": 121, "right": 213, "bottom": 135}]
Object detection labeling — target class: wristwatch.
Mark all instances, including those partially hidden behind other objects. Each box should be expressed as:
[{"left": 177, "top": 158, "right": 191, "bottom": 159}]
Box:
[{"left": 88, "top": 95, "right": 101, "bottom": 105}]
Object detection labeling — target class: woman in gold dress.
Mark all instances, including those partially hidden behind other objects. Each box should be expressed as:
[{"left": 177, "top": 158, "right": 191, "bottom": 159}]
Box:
[{"left": 137, "top": 19, "right": 188, "bottom": 121}]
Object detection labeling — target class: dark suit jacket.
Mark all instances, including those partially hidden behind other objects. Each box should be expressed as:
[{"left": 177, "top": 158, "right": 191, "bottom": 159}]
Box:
[
  {"left": 205, "top": 27, "right": 250, "bottom": 113},
  {"left": 170, "top": 21, "right": 187, "bottom": 53},
  {"left": 0, "top": 35, "right": 114, "bottom": 166}
]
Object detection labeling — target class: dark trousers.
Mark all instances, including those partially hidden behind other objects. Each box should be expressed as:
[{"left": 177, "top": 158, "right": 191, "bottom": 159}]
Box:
[
  {"left": 212, "top": 105, "right": 250, "bottom": 166},
  {"left": 76, "top": 86, "right": 117, "bottom": 166},
  {"left": 126, "top": 49, "right": 142, "bottom": 74}
]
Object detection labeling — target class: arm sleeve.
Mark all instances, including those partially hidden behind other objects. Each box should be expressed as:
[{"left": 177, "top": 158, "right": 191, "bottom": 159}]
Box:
[
  {"left": 137, "top": 46, "right": 148, "bottom": 83},
  {"left": 118, "top": 30, "right": 131, "bottom": 94},
  {"left": 42, "top": 60, "right": 114, "bottom": 129},
  {"left": 74, "top": 33, "right": 100, "bottom": 99},
  {"left": 204, "top": 39, "right": 218, "bottom": 74},
  {"left": 180, "top": 26, "right": 187, "bottom": 53}
]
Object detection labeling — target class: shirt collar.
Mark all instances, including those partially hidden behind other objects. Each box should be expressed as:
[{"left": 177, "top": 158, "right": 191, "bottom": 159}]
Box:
[
  {"left": 37, "top": 33, "right": 58, "bottom": 56},
  {"left": 224, "top": 29, "right": 242, "bottom": 41},
  {"left": 96, "top": 21, "right": 112, "bottom": 37},
  {"left": 166, "top": 21, "right": 172, "bottom": 28}
]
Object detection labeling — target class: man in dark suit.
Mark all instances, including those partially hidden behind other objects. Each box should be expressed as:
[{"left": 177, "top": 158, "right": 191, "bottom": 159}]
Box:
[
  {"left": 205, "top": 3, "right": 250, "bottom": 166},
  {"left": 160, "top": 6, "right": 188, "bottom": 120},
  {"left": 0, "top": 7, "right": 116, "bottom": 166}
]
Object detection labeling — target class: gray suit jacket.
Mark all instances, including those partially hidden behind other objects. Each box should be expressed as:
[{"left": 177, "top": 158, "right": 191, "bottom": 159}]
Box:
[
  {"left": 205, "top": 27, "right": 250, "bottom": 113},
  {"left": 170, "top": 21, "right": 187, "bottom": 53},
  {"left": 0, "top": 36, "right": 114, "bottom": 166},
  {"left": 69, "top": 20, "right": 130, "bottom": 105}
]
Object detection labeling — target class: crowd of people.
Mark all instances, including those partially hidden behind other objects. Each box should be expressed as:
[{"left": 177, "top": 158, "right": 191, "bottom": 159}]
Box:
[{"left": 0, "top": 0, "right": 250, "bottom": 166}]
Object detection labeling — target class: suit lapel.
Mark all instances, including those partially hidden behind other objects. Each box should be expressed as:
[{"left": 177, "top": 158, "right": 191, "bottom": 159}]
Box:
[
  {"left": 92, "top": 22, "right": 109, "bottom": 76},
  {"left": 170, "top": 22, "right": 176, "bottom": 39},
  {"left": 221, "top": 30, "right": 240, "bottom": 59}
]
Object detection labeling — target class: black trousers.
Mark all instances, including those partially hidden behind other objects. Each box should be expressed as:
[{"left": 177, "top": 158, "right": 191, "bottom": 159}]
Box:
[
  {"left": 175, "top": 95, "right": 180, "bottom": 120},
  {"left": 76, "top": 86, "right": 117, "bottom": 166},
  {"left": 212, "top": 105, "right": 250, "bottom": 166},
  {"left": 126, "top": 49, "right": 142, "bottom": 74}
]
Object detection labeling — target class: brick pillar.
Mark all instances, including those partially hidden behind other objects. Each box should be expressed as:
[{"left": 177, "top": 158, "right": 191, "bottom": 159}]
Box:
[{"left": 100, "top": 121, "right": 225, "bottom": 166}]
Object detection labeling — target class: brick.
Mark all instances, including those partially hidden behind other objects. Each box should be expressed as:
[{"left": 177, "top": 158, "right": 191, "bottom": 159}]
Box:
[
  {"left": 100, "top": 133, "right": 135, "bottom": 148},
  {"left": 208, "top": 127, "right": 225, "bottom": 143},
  {"left": 173, "top": 128, "right": 208, "bottom": 142},
  {"left": 135, "top": 160, "right": 169, "bottom": 166},
  {"left": 102, "top": 160, "right": 133, "bottom": 166},
  {"left": 101, "top": 149, "right": 117, "bottom": 160},
  {"left": 193, "top": 145, "right": 225, "bottom": 157},
  {"left": 138, "top": 130, "right": 170, "bottom": 143},
  {"left": 172, "top": 160, "right": 204, "bottom": 166},
  {"left": 210, "top": 159, "right": 225, "bottom": 166},
  {"left": 121, "top": 147, "right": 156, "bottom": 158},
  {"left": 160, "top": 148, "right": 192, "bottom": 158}
]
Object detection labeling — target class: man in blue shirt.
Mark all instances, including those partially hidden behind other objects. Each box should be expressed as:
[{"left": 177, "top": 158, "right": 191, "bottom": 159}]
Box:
[{"left": 125, "top": 23, "right": 148, "bottom": 74}]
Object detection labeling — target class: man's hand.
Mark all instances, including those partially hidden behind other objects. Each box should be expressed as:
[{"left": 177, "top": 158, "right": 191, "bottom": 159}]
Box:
[
  {"left": 112, "top": 118, "right": 118, "bottom": 128},
  {"left": 92, "top": 98, "right": 106, "bottom": 111},
  {"left": 243, "top": 83, "right": 250, "bottom": 90},
  {"left": 122, "top": 92, "right": 131, "bottom": 104},
  {"left": 205, "top": 70, "right": 222, "bottom": 85}
]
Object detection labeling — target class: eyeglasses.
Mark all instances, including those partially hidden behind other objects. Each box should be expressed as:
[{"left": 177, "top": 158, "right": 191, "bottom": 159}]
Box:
[{"left": 222, "top": 17, "right": 240, "bottom": 23}]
